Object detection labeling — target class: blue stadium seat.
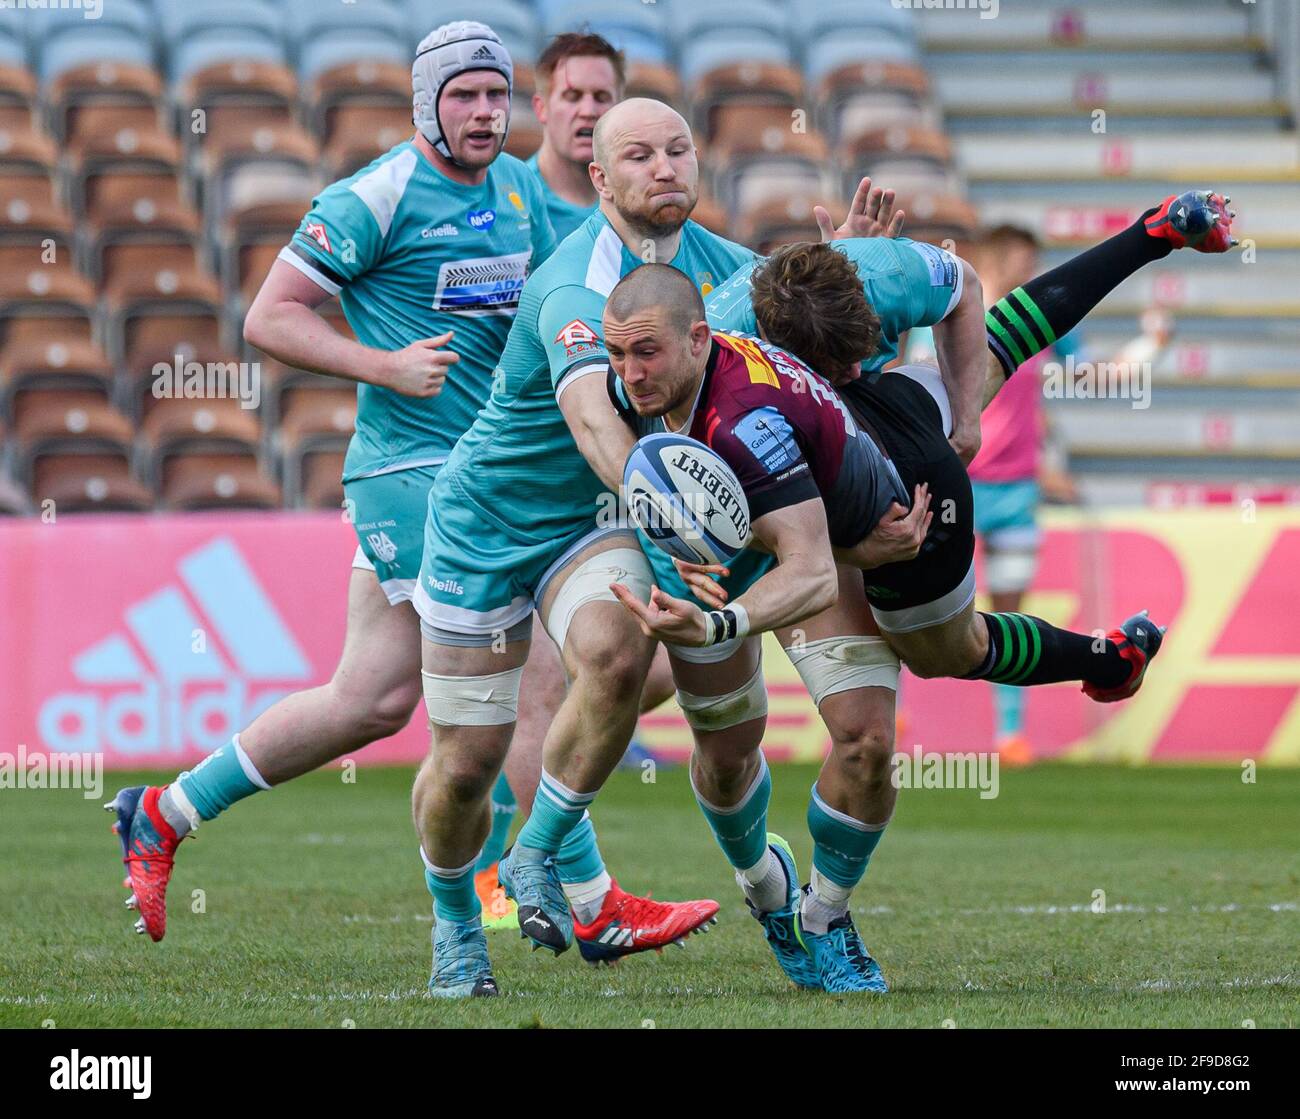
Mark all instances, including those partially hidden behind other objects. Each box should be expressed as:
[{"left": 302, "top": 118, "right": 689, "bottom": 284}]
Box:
[
  {"left": 156, "top": 2, "right": 284, "bottom": 48},
  {"left": 669, "top": 2, "right": 789, "bottom": 46},
  {"left": 406, "top": 0, "right": 539, "bottom": 52},
  {"left": 285, "top": 1, "right": 410, "bottom": 71},
  {"left": 0, "top": 30, "right": 25, "bottom": 70},
  {"left": 539, "top": 0, "right": 669, "bottom": 64},
  {"left": 38, "top": 30, "right": 155, "bottom": 84},
  {"left": 678, "top": 34, "right": 792, "bottom": 90},
  {"left": 797, "top": 1, "right": 918, "bottom": 47},
  {"left": 170, "top": 35, "right": 287, "bottom": 84},
  {"left": 299, "top": 34, "right": 412, "bottom": 82},
  {"left": 802, "top": 32, "right": 920, "bottom": 88}
]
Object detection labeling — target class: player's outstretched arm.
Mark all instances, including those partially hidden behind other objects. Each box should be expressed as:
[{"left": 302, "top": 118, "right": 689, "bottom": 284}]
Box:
[
  {"left": 931, "top": 256, "right": 986, "bottom": 464},
  {"left": 612, "top": 499, "right": 838, "bottom": 646},
  {"left": 244, "top": 260, "right": 457, "bottom": 398},
  {"left": 557, "top": 368, "right": 637, "bottom": 492}
]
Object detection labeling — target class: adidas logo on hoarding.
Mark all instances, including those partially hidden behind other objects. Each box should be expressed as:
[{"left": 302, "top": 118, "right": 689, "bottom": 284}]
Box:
[{"left": 38, "top": 538, "right": 311, "bottom": 756}]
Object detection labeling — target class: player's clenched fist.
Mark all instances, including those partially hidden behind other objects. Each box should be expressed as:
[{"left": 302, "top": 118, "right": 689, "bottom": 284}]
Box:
[{"left": 378, "top": 331, "right": 460, "bottom": 397}]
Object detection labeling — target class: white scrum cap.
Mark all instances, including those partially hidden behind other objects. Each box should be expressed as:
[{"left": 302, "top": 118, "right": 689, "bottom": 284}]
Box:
[{"left": 412, "top": 21, "right": 513, "bottom": 162}]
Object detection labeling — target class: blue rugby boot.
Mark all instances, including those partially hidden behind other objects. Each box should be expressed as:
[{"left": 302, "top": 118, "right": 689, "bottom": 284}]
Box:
[
  {"left": 429, "top": 913, "right": 498, "bottom": 999},
  {"left": 498, "top": 845, "right": 572, "bottom": 954},
  {"left": 746, "top": 834, "right": 819, "bottom": 989},
  {"left": 797, "top": 891, "right": 889, "bottom": 994}
]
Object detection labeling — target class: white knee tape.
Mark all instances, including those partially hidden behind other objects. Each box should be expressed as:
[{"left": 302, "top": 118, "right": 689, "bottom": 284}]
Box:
[
  {"left": 676, "top": 666, "right": 768, "bottom": 732},
  {"left": 984, "top": 549, "right": 1038, "bottom": 595},
  {"left": 784, "top": 635, "right": 900, "bottom": 705},
  {"left": 543, "top": 546, "right": 652, "bottom": 651},
  {"left": 421, "top": 666, "right": 524, "bottom": 727}
]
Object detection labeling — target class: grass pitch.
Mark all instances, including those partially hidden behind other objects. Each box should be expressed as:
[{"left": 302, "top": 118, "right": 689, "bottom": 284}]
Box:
[{"left": 2, "top": 763, "right": 1296, "bottom": 1028}]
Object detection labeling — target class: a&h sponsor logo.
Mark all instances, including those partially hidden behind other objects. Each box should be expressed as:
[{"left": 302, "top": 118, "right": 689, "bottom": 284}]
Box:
[{"left": 37, "top": 538, "right": 312, "bottom": 757}]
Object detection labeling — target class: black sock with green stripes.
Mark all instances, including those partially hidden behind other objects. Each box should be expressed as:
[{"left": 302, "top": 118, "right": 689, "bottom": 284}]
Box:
[
  {"left": 962, "top": 612, "right": 1131, "bottom": 689},
  {"left": 985, "top": 208, "right": 1174, "bottom": 376}
]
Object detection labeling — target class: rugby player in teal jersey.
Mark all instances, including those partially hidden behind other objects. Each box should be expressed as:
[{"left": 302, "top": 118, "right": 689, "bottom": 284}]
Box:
[
  {"left": 409, "top": 97, "right": 888, "bottom": 995},
  {"left": 525, "top": 33, "right": 623, "bottom": 242},
  {"left": 103, "top": 22, "right": 644, "bottom": 949}
]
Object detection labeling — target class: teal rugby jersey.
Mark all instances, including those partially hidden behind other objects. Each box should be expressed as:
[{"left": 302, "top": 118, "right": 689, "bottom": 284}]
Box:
[
  {"left": 281, "top": 142, "right": 557, "bottom": 482},
  {"left": 438, "top": 209, "right": 757, "bottom": 545},
  {"left": 524, "top": 151, "right": 598, "bottom": 243},
  {"left": 703, "top": 236, "right": 963, "bottom": 373}
]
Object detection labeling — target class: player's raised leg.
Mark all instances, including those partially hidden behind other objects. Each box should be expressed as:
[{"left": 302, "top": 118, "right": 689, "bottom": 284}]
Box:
[
  {"left": 106, "top": 559, "right": 424, "bottom": 941},
  {"left": 778, "top": 568, "right": 896, "bottom": 993},
  {"left": 669, "top": 636, "right": 816, "bottom": 986},
  {"left": 983, "top": 189, "right": 1236, "bottom": 403}
]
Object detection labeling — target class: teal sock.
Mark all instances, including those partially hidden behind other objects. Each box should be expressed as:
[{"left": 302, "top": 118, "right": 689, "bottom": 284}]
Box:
[
  {"left": 807, "top": 782, "right": 887, "bottom": 890},
  {"left": 422, "top": 851, "right": 481, "bottom": 924},
  {"left": 475, "top": 772, "right": 517, "bottom": 872},
  {"left": 995, "top": 683, "right": 1026, "bottom": 738},
  {"left": 516, "top": 770, "right": 594, "bottom": 856},
  {"left": 692, "top": 756, "right": 772, "bottom": 871},
  {"left": 553, "top": 811, "right": 606, "bottom": 884},
  {"left": 174, "top": 734, "right": 266, "bottom": 822}
]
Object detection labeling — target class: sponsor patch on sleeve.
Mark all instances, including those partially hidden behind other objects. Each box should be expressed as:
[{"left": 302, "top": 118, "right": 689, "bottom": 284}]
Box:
[
  {"left": 908, "top": 241, "right": 958, "bottom": 288},
  {"left": 554, "top": 318, "right": 601, "bottom": 352},
  {"left": 731, "top": 406, "right": 802, "bottom": 475},
  {"left": 304, "top": 221, "right": 332, "bottom": 254}
]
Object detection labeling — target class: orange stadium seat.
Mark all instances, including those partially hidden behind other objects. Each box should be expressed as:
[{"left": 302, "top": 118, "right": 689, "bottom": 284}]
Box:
[
  {"left": 29, "top": 451, "right": 154, "bottom": 513},
  {"left": 276, "top": 385, "right": 355, "bottom": 505},
  {"left": 11, "top": 391, "right": 135, "bottom": 484},
  {"left": 49, "top": 62, "right": 166, "bottom": 146},
  {"left": 625, "top": 61, "right": 683, "bottom": 108},
  {"left": 322, "top": 103, "right": 418, "bottom": 179},
  {"left": 311, "top": 59, "right": 411, "bottom": 144},
  {"left": 139, "top": 397, "right": 264, "bottom": 482},
  {"left": 691, "top": 61, "right": 805, "bottom": 144},
  {"left": 159, "top": 452, "right": 281, "bottom": 512},
  {"left": 70, "top": 126, "right": 184, "bottom": 223},
  {"left": 296, "top": 448, "right": 346, "bottom": 511},
  {"left": 0, "top": 337, "right": 114, "bottom": 423},
  {"left": 734, "top": 195, "right": 837, "bottom": 254}
]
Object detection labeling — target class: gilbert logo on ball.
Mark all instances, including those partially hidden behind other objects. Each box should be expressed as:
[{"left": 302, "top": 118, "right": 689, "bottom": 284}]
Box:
[{"left": 623, "top": 433, "right": 751, "bottom": 566}]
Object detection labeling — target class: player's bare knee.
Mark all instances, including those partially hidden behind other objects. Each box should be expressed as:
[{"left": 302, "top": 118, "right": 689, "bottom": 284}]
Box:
[
  {"left": 830, "top": 723, "right": 895, "bottom": 787},
  {"left": 569, "top": 633, "right": 647, "bottom": 706}
]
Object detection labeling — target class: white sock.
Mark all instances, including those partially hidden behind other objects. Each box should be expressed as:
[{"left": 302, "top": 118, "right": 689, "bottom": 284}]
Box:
[
  {"left": 800, "top": 867, "right": 853, "bottom": 935},
  {"left": 736, "top": 847, "right": 788, "bottom": 913},
  {"left": 563, "top": 870, "right": 611, "bottom": 925}
]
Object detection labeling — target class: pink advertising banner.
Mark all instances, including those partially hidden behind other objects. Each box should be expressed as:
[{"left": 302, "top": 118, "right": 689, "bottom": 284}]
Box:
[{"left": 2, "top": 508, "right": 1298, "bottom": 770}]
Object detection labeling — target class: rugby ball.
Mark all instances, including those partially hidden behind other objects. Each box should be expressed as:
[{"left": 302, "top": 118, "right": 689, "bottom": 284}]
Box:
[{"left": 623, "top": 432, "right": 752, "bottom": 565}]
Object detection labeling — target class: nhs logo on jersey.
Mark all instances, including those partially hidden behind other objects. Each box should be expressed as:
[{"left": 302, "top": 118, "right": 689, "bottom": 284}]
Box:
[
  {"left": 467, "top": 208, "right": 496, "bottom": 231},
  {"left": 434, "top": 250, "right": 531, "bottom": 317}
]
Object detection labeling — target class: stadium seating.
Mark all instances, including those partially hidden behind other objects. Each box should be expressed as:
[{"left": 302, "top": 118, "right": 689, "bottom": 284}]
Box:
[{"left": 0, "top": 0, "right": 1294, "bottom": 515}]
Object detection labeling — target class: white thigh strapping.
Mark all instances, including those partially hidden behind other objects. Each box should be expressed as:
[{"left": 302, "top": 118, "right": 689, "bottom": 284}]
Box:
[
  {"left": 984, "top": 548, "right": 1039, "bottom": 595},
  {"left": 783, "top": 635, "right": 901, "bottom": 704},
  {"left": 676, "top": 665, "right": 768, "bottom": 731},
  {"left": 895, "top": 362, "right": 953, "bottom": 438},
  {"left": 421, "top": 666, "right": 524, "bottom": 726},
  {"left": 542, "top": 546, "right": 652, "bottom": 652}
]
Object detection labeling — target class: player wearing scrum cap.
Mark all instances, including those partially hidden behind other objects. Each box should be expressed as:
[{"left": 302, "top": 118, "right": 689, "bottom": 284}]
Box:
[{"left": 103, "top": 23, "right": 660, "bottom": 969}]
